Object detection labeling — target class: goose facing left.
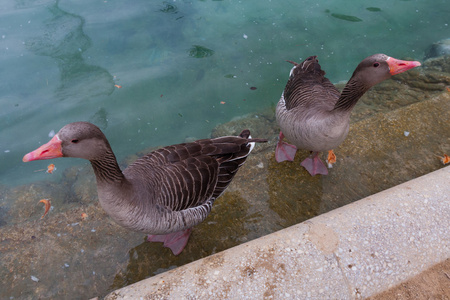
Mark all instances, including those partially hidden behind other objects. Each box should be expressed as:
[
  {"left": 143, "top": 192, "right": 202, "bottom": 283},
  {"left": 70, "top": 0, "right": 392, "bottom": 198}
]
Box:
[{"left": 23, "top": 122, "right": 267, "bottom": 255}]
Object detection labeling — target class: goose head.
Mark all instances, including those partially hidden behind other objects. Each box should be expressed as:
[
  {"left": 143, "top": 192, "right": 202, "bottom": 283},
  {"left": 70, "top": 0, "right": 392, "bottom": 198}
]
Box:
[
  {"left": 350, "top": 53, "right": 421, "bottom": 87},
  {"left": 23, "top": 122, "right": 111, "bottom": 162}
]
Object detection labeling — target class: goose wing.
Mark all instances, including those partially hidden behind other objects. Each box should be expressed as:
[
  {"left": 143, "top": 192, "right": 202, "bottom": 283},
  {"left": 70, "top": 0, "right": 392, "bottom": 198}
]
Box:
[
  {"left": 284, "top": 57, "right": 341, "bottom": 111},
  {"left": 126, "top": 131, "right": 261, "bottom": 212}
]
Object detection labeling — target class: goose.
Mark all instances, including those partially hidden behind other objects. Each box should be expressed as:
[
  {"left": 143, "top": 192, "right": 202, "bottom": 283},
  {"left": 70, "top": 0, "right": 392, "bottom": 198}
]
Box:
[
  {"left": 275, "top": 54, "right": 421, "bottom": 176},
  {"left": 23, "top": 122, "right": 266, "bottom": 255}
]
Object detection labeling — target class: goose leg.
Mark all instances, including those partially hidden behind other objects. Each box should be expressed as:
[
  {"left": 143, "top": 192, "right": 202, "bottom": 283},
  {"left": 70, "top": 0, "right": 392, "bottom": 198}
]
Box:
[
  {"left": 275, "top": 131, "right": 297, "bottom": 162},
  {"left": 147, "top": 228, "right": 192, "bottom": 255},
  {"left": 300, "top": 152, "right": 328, "bottom": 176}
]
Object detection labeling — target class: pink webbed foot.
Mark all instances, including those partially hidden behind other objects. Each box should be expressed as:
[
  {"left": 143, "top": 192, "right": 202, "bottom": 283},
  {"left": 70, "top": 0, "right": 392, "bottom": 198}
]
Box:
[
  {"left": 300, "top": 152, "right": 328, "bottom": 176},
  {"left": 147, "top": 228, "right": 192, "bottom": 255},
  {"left": 275, "top": 131, "right": 297, "bottom": 162}
]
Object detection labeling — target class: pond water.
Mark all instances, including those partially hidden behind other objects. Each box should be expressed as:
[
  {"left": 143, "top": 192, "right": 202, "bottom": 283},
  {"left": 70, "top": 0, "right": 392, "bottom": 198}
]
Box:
[
  {"left": 1, "top": 0, "right": 449, "bottom": 299},
  {"left": 2, "top": 0, "right": 449, "bottom": 186}
]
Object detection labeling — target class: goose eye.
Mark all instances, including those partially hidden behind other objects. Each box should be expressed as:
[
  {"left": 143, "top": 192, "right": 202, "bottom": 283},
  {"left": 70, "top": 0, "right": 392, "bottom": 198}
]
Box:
[
  {"left": 71, "top": 139, "right": 79, "bottom": 144},
  {"left": 373, "top": 62, "right": 380, "bottom": 67}
]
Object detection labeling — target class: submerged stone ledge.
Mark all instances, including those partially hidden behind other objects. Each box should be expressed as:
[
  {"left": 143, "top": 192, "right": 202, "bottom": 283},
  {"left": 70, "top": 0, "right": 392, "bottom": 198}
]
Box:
[{"left": 105, "top": 166, "right": 450, "bottom": 299}]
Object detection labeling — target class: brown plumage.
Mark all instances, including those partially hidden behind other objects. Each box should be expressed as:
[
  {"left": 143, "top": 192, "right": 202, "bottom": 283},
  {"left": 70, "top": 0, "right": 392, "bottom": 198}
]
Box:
[
  {"left": 276, "top": 54, "right": 421, "bottom": 176},
  {"left": 23, "top": 122, "right": 266, "bottom": 255}
]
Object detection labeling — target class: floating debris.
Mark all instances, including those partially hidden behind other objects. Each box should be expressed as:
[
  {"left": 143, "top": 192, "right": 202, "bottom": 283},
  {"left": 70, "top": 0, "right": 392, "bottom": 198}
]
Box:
[
  {"left": 159, "top": 2, "right": 178, "bottom": 14},
  {"left": 188, "top": 45, "right": 214, "bottom": 58},
  {"left": 114, "top": 84, "right": 122, "bottom": 89},
  {"left": 31, "top": 275, "right": 39, "bottom": 282},
  {"left": 326, "top": 150, "right": 337, "bottom": 168},
  {"left": 46, "top": 163, "right": 55, "bottom": 174},
  {"left": 243, "top": 34, "right": 248, "bottom": 39},
  {"left": 366, "top": 7, "right": 382, "bottom": 12},
  {"left": 34, "top": 163, "right": 56, "bottom": 174},
  {"left": 224, "top": 74, "right": 236, "bottom": 79},
  {"left": 48, "top": 129, "right": 55, "bottom": 137},
  {"left": 220, "top": 101, "right": 226, "bottom": 104},
  {"left": 436, "top": 154, "right": 450, "bottom": 165},
  {"left": 39, "top": 199, "right": 51, "bottom": 219},
  {"left": 331, "top": 13, "right": 363, "bottom": 22},
  {"left": 250, "top": 87, "right": 257, "bottom": 90}
]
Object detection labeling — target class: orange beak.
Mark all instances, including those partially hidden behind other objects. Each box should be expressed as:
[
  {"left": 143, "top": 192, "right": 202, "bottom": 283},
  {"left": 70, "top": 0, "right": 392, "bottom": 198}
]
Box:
[
  {"left": 23, "top": 135, "right": 63, "bottom": 162},
  {"left": 387, "top": 57, "right": 421, "bottom": 75}
]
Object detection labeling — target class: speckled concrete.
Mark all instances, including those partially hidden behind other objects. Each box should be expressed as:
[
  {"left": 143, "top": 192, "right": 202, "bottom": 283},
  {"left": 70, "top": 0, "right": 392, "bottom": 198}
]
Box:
[{"left": 104, "top": 166, "right": 450, "bottom": 300}]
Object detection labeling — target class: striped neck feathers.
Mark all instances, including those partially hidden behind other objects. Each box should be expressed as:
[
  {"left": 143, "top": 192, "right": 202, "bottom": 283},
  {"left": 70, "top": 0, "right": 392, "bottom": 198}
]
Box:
[
  {"left": 90, "top": 149, "right": 125, "bottom": 184},
  {"left": 333, "top": 77, "right": 370, "bottom": 112}
]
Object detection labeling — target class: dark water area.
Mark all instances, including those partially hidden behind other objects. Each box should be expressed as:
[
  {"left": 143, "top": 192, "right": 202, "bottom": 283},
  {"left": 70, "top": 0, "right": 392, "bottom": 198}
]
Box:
[{"left": 1, "top": 0, "right": 450, "bottom": 299}]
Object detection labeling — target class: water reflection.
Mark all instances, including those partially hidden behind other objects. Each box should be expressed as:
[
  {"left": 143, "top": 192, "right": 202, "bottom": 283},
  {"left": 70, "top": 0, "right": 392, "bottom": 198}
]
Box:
[{"left": 26, "top": 1, "right": 115, "bottom": 101}]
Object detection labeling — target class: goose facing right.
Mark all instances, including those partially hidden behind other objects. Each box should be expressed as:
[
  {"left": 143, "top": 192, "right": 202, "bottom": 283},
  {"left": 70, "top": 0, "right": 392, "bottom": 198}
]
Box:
[{"left": 275, "top": 54, "right": 421, "bottom": 176}]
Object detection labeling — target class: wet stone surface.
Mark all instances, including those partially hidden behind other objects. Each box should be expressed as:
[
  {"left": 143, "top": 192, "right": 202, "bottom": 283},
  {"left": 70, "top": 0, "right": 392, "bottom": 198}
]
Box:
[{"left": 1, "top": 56, "right": 450, "bottom": 299}]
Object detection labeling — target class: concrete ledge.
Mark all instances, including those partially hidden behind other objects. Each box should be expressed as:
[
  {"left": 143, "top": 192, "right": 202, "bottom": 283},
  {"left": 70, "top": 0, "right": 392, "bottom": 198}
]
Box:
[{"left": 105, "top": 166, "right": 450, "bottom": 299}]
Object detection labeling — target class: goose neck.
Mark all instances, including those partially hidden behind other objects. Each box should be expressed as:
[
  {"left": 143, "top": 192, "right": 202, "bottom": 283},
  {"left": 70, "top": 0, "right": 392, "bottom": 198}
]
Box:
[
  {"left": 90, "top": 150, "right": 125, "bottom": 184},
  {"left": 333, "top": 77, "right": 369, "bottom": 112}
]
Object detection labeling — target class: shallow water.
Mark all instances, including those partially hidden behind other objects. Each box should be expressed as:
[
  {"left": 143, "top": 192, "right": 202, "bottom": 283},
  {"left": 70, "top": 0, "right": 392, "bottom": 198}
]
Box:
[{"left": 1, "top": 0, "right": 450, "bottom": 299}]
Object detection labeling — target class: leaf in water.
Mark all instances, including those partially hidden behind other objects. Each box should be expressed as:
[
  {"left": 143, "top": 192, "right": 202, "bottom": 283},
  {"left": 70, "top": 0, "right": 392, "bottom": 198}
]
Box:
[
  {"left": 366, "top": 7, "right": 382, "bottom": 12},
  {"left": 188, "top": 45, "right": 215, "bottom": 58},
  {"left": 331, "top": 13, "right": 363, "bottom": 22}
]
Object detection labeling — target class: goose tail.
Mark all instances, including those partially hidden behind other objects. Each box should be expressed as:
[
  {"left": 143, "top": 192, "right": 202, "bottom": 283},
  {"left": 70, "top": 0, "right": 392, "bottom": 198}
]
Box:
[{"left": 238, "top": 129, "right": 267, "bottom": 154}]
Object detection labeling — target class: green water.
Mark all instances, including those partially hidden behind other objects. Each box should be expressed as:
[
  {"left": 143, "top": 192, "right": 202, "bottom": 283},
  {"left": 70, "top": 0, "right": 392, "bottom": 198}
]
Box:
[{"left": 1, "top": 0, "right": 449, "bottom": 298}]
